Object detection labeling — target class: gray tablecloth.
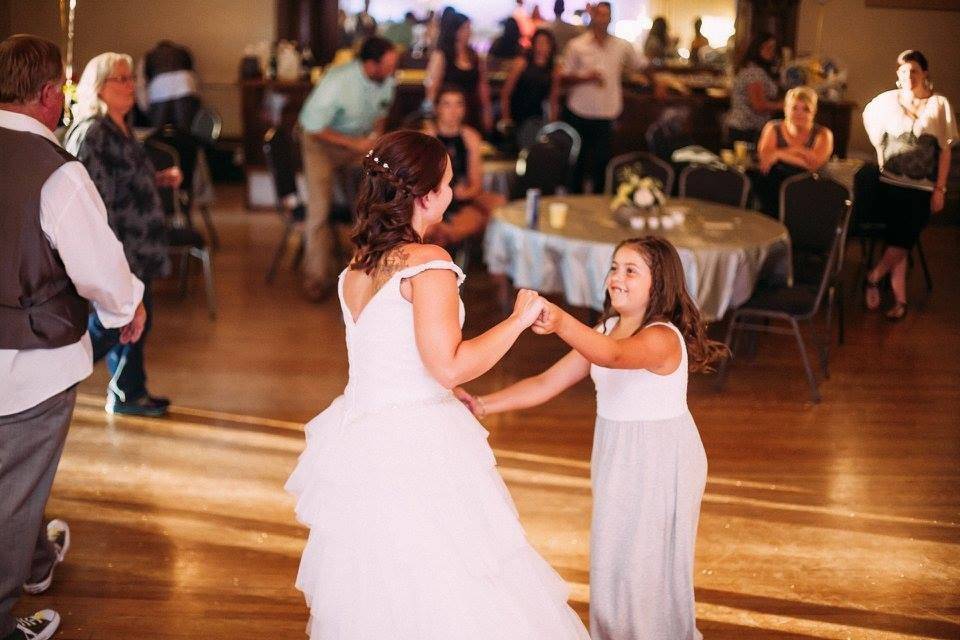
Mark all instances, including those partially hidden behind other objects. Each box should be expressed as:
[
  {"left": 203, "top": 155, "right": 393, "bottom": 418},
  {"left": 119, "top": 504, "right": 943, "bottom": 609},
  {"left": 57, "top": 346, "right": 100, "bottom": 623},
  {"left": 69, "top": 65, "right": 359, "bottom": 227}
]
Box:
[{"left": 484, "top": 195, "right": 790, "bottom": 321}]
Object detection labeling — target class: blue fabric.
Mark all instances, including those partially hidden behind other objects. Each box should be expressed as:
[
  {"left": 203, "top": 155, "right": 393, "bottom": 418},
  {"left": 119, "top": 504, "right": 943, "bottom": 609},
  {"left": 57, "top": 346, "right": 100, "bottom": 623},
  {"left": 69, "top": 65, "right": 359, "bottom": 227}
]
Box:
[
  {"left": 298, "top": 60, "right": 395, "bottom": 136},
  {"left": 89, "top": 282, "right": 153, "bottom": 402}
]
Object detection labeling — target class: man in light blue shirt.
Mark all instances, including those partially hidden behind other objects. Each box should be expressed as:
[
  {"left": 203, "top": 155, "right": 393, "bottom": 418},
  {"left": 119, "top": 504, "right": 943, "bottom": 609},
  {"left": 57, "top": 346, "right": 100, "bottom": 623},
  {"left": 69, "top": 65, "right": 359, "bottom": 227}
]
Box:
[{"left": 299, "top": 37, "right": 397, "bottom": 299}]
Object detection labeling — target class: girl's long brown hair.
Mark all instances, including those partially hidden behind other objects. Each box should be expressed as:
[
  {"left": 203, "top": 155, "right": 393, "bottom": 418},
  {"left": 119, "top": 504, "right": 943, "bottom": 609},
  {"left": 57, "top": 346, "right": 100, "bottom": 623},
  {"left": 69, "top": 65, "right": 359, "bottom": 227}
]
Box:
[
  {"left": 350, "top": 130, "right": 449, "bottom": 274},
  {"left": 598, "top": 236, "right": 729, "bottom": 373}
]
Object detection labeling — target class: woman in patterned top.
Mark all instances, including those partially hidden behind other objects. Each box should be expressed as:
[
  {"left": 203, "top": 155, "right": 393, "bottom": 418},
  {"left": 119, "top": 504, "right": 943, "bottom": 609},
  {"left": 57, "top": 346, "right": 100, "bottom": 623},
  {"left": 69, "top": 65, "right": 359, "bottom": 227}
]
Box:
[
  {"left": 65, "top": 52, "right": 181, "bottom": 416},
  {"left": 724, "top": 32, "right": 782, "bottom": 146},
  {"left": 862, "top": 49, "right": 956, "bottom": 321}
]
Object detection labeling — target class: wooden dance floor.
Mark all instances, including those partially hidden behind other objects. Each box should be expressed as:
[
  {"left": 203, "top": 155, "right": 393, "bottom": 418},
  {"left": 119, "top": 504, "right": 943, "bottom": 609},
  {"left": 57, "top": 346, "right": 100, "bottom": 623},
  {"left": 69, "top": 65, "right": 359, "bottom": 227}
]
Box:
[{"left": 25, "top": 187, "right": 959, "bottom": 639}]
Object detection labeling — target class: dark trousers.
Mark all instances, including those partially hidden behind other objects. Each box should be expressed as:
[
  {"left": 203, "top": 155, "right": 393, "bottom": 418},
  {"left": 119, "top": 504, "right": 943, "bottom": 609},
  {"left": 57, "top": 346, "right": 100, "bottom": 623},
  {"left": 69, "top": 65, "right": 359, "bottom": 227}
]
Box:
[
  {"left": 89, "top": 281, "right": 153, "bottom": 402},
  {"left": 563, "top": 108, "right": 613, "bottom": 194},
  {"left": 0, "top": 386, "right": 77, "bottom": 636}
]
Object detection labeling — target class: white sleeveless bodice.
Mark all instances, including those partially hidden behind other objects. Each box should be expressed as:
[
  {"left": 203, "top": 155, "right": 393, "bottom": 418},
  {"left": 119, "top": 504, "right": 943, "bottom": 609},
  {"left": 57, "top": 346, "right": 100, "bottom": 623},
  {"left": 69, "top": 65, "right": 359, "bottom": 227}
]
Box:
[
  {"left": 590, "top": 320, "right": 689, "bottom": 421},
  {"left": 337, "top": 260, "right": 466, "bottom": 411}
]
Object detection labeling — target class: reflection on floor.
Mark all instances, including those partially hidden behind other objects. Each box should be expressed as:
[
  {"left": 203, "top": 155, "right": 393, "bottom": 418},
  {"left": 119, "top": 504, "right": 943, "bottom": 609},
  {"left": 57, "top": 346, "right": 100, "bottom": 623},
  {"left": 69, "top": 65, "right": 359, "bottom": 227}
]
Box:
[{"left": 26, "top": 187, "right": 960, "bottom": 639}]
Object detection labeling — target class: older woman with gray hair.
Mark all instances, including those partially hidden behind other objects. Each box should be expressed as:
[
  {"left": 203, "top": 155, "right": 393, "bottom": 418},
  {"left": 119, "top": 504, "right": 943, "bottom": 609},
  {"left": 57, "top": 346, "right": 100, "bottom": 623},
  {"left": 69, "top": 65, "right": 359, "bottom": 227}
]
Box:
[{"left": 64, "top": 52, "right": 180, "bottom": 416}]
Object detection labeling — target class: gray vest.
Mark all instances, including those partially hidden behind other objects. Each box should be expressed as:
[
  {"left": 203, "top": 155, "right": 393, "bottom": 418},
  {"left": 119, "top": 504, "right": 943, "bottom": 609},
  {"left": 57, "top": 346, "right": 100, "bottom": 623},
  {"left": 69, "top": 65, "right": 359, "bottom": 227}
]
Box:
[{"left": 0, "top": 126, "right": 89, "bottom": 349}]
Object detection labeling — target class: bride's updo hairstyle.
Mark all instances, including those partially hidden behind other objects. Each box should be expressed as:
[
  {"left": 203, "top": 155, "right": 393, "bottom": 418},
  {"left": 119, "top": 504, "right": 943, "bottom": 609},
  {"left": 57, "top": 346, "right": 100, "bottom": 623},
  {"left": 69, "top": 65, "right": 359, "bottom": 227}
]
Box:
[{"left": 351, "top": 130, "right": 449, "bottom": 274}]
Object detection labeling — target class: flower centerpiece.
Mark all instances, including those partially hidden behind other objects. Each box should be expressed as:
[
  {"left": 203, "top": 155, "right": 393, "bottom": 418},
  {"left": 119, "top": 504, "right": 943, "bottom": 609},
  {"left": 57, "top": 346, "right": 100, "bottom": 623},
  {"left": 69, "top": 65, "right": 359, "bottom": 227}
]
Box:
[{"left": 609, "top": 163, "right": 667, "bottom": 227}]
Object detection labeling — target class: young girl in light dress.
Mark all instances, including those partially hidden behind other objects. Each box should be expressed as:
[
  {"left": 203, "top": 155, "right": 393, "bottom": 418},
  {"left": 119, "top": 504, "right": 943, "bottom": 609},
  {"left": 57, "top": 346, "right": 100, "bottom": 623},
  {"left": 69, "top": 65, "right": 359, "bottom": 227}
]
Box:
[
  {"left": 285, "top": 130, "right": 590, "bottom": 640},
  {"left": 458, "top": 236, "right": 727, "bottom": 640}
]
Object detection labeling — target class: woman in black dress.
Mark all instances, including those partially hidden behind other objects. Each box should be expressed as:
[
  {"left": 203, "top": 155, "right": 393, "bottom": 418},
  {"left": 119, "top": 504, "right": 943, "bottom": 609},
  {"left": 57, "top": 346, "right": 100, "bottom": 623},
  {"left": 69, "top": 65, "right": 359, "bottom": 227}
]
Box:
[
  {"left": 422, "top": 86, "right": 504, "bottom": 246},
  {"left": 425, "top": 12, "right": 493, "bottom": 134},
  {"left": 498, "top": 28, "right": 560, "bottom": 149}
]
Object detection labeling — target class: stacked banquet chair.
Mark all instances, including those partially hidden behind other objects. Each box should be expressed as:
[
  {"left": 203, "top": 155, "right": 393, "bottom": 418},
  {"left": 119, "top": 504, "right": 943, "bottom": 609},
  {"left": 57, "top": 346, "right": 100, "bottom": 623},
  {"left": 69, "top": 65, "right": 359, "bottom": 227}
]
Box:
[{"left": 716, "top": 173, "right": 852, "bottom": 403}]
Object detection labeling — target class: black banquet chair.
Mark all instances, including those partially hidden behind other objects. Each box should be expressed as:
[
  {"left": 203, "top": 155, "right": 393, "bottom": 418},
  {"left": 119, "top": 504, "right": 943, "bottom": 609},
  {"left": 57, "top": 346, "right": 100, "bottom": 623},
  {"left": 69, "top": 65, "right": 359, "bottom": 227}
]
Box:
[
  {"left": 513, "top": 138, "right": 570, "bottom": 197},
  {"left": 263, "top": 126, "right": 307, "bottom": 283},
  {"left": 143, "top": 138, "right": 217, "bottom": 319},
  {"left": 716, "top": 173, "right": 852, "bottom": 403},
  {"left": 678, "top": 163, "right": 751, "bottom": 208},
  {"left": 604, "top": 151, "right": 675, "bottom": 196}
]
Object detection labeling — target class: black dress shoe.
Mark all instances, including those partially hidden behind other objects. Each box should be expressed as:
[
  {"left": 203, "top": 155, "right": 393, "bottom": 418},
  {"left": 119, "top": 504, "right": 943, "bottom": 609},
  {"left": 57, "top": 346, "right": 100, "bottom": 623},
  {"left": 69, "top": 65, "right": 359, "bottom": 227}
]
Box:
[
  {"left": 105, "top": 394, "right": 169, "bottom": 417},
  {"left": 147, "top": 394, "right": 171, "bottom": 408}
]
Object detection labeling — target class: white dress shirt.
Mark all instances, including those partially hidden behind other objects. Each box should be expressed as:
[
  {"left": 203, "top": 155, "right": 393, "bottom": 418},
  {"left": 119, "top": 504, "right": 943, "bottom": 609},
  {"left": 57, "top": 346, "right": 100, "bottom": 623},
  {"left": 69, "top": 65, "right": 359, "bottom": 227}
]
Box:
[
  {"left": 562, "top": 31, "right": 641, "bottom": 120},
  {"left": 0, "top": 110, "right": 144, "bottom": 416}
]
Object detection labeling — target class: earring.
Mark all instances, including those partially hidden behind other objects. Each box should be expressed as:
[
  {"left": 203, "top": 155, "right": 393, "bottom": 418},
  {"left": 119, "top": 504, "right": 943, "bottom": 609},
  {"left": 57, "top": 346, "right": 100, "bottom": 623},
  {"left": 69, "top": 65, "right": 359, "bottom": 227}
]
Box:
[
  {"left": 895, "top": 80, "right": 902, "bottom": 89},
  {"left": 925, "top": 79, "right": 934, "bottom": 91}
]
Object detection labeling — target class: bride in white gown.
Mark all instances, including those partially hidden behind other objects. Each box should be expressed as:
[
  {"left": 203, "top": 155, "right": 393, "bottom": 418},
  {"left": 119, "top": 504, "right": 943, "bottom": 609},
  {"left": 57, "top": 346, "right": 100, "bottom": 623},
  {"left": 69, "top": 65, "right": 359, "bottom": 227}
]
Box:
[{"left": 286, "top": 130, "right": 590, "bottom": 639}]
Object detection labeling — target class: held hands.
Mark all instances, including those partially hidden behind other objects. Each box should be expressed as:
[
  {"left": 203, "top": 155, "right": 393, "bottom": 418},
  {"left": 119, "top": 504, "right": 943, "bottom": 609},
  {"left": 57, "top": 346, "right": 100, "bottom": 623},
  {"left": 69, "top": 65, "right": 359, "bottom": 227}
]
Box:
[
  {"left": 531, "top": 300, "right": 562, "bottom": 335},
  {"left": 119, "top": 302, "right": 147, "bottom": 344},
  {"left": 453, "top": 386, "right": 483, "bottom": 417},
  {"left": 511, "top": 289, "right": 546, "bottom": 328}
]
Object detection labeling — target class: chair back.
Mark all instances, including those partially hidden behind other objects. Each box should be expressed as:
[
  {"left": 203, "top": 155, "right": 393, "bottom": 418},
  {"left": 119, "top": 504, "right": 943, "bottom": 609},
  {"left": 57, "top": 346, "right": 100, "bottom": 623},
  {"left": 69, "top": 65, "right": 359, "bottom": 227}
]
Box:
[
  {"left": 143, "top": 139, "right": 181, "bottom": 219},
  {"left": 515, "top": 139, "right": 569, "bottom": 196},
  {"left": 263, "top": 127, "right": 300, "bottom": 203},
  {"left": 148, "top": 125, "right": 199, "bottom": 199},
  {"left": 678, "top": 163, "right": 750, "bottom": 208},
  {"left": 780, "top": 172, "right": 852, "bottom": 291},
  {"left": 604, "top": 151, "right": 675, "bottom": 195},
  {"left": 644, "top": 106, "right": 694, "bottom": 161},
  {"left": 536, "top": 121, "right": 581, "bottom": 167}
]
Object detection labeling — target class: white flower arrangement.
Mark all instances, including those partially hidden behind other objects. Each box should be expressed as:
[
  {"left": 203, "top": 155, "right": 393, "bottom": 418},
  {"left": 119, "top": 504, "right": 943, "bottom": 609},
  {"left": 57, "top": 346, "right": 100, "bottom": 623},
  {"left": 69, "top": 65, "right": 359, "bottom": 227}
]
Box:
[{"left": 610, "top": 163, "right": 666, "bottom": 214}]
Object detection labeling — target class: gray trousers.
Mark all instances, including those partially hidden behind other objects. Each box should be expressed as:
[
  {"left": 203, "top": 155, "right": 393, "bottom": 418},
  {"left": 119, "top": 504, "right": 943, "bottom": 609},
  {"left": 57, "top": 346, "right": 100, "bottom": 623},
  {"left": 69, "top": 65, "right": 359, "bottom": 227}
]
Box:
[{"left": 0, "top": 386, "right": 76, "bottom": 636}]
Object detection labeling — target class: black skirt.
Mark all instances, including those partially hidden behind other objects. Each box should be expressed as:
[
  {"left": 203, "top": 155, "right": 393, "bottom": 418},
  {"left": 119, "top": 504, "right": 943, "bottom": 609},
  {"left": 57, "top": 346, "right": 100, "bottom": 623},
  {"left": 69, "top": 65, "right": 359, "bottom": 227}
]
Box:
[{"left": 879, "top": 181, "right": 932, "bottom": 249}]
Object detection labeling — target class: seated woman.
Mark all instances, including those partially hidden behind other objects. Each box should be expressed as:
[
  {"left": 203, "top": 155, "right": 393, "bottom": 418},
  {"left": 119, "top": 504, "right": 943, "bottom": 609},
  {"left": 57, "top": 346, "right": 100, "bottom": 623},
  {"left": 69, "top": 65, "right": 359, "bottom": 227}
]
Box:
[
  {"left": 498, "top": 27, "right": 561, "bottom": 150},
  {"left": 756, "top": 85, "right": 834, "bottom": 217},
  {"left": 422, "top": 86, "right": 505, "bottom": 246}
]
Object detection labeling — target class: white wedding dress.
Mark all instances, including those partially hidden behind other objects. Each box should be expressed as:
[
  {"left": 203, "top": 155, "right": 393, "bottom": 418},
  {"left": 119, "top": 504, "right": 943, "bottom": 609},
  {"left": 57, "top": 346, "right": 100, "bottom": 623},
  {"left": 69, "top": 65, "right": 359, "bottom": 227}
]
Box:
[{"left": 286, "top": 260, "right": 590, "bottom": 640}]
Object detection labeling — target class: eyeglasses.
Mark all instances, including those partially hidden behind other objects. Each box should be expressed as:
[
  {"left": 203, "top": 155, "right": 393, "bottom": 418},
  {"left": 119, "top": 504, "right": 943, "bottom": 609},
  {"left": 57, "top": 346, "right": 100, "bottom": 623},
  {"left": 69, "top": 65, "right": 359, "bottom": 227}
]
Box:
[{"left": 104, "top": 75, "right": 137, "bottom": 85}]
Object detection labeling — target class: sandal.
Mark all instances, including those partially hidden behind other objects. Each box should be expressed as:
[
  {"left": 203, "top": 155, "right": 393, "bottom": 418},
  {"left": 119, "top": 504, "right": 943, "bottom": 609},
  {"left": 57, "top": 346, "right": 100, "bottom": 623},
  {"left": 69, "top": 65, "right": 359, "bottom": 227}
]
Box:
[
  {"left": 884, "top": 301, "right": 908, "bottom": 322},
  {"left": 864, "top": 277, "right": 882, "bottom": 311}
]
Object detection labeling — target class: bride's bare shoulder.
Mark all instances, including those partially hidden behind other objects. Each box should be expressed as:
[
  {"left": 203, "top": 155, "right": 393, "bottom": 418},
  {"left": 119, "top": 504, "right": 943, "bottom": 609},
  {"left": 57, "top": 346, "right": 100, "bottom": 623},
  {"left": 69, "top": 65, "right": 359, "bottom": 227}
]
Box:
[{"left": 402, "top": 243, "right": 453, "bottom": 267}]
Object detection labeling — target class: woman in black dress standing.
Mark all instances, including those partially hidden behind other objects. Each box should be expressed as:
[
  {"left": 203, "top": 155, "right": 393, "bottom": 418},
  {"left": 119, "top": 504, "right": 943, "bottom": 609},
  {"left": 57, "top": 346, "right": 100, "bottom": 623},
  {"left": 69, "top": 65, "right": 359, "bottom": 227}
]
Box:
[
  {"left": 425, "top": 12, "right": 493, "bottom": 134},
  {"left": 498, "top": 28, "right": 560, "bottom": 149}
]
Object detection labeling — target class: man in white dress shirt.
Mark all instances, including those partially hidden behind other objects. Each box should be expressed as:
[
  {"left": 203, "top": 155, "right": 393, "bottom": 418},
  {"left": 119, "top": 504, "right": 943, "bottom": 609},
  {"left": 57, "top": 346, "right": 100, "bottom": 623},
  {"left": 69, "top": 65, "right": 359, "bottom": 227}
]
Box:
[
  {"left": 561, "top": 2, "right": 641, "bottom": 193},
  {"left": 0, "top": 35, "right": 146, "bottom": 640}
]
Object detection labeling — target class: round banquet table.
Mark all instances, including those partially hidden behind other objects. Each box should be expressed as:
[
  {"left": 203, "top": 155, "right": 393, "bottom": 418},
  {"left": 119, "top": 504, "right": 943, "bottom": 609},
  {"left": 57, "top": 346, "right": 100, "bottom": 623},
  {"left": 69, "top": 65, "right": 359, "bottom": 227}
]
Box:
[{"left": 483, "top": 195, "right": 791, "bottom": 322}]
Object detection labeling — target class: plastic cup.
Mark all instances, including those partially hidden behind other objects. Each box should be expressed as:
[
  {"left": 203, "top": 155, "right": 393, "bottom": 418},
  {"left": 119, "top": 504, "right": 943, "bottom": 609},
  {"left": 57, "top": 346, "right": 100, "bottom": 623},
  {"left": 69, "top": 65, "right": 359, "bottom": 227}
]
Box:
[{"left": 548, "top": 202, "right": 569, "bottom": 228}]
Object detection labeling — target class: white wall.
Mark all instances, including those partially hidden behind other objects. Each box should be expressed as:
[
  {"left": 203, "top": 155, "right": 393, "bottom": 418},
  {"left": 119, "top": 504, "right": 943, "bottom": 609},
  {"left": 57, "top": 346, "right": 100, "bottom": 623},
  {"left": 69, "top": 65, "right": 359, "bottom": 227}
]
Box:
[
  {"left": 797, "top": 0, "right": 960, "bottom": 156},
  {"left": 7, "top": 0, "right": 276, "bottom": 137}
]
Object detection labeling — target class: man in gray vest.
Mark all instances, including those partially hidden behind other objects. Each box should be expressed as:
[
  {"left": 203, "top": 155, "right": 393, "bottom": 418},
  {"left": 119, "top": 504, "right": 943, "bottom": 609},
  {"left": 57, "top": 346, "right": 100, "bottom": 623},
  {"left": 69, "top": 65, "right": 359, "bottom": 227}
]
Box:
[{"left": 0, "top": 35, "right": 146, "bottom": 640}]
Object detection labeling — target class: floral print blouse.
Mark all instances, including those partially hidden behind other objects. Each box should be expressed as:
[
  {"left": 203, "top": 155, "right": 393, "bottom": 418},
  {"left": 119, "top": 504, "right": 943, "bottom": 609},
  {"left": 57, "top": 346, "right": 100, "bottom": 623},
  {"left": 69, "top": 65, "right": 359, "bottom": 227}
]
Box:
[{"left": 64, "top": 116, "right": 170, "bottom": 280}]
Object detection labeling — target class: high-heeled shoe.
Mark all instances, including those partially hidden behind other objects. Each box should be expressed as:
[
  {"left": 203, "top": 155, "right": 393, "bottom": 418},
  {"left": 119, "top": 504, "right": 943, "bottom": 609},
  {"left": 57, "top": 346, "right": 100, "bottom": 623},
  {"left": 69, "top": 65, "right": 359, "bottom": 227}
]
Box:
[{"left": 884, "top": 301, "right": 908, "bottom": 322}]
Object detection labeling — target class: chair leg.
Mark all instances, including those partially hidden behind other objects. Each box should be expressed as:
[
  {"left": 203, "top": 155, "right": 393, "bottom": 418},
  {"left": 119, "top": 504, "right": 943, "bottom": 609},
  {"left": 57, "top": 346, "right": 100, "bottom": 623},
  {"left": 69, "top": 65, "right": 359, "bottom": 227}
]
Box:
[
  {"left": 266, "top": 221, "right": 292, "bottom": 283},
  {"left": 178, "top": 251, "right": 190, "bottom": 297},
  {"left": 915, "top": 240, "right": 933, "bottom": 292},
  {"left": 199, "top": 205, "right": 220, "bottom": 251},
  {"left": 715, "top": 312, "right": 739, "bottom": 391},
  {"left": 789, "top": 317, "right": 821, "bottom": 403},
  {"left": 196, "top": 247, "right": 217, "bottom": 319},
  {"left": 821, "top": 291, "right": 834, "bottom": 379},
  {"left": 836, "top": 280, "right": 845, "bottom": 345}
]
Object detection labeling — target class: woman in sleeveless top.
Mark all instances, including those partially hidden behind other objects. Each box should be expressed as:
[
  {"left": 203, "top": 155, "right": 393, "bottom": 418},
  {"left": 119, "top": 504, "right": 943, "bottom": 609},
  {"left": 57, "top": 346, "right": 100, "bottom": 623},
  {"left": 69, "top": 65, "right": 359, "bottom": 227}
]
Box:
[
  {"left": 862, "top": 49, "right": 956, "bottom": 321},
  {"left": 425, "top": 12, "right": 493, "bottom": 133},
  {"left": 499, "top": 28, "right": 561, "bottom": 149},
  {"left": 285, "top": 130, "right": 590, "bottom": 639},
  {"left": 457, "top": 237, "right": 728, "bottom": 640},
  {"left": 422, "top": 86, "right": 505, "bottom": 246},
  {"left": 756, "top": 85, "right": 834, "bottom": 217}
]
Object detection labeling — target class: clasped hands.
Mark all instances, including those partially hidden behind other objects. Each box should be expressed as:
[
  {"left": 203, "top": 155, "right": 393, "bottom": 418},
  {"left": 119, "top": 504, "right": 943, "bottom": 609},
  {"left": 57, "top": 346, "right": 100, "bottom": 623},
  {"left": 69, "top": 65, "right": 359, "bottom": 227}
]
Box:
[{"left": 510, "top": 289, "right": 561, "bottom": 335}]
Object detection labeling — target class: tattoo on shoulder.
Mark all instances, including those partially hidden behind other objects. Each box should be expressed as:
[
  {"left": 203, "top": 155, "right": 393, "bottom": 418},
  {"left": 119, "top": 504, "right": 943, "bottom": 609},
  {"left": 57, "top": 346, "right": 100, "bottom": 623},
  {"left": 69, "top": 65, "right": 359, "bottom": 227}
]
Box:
[{"left": 373, "top": 250, "right": 409, "bottom": 287}]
